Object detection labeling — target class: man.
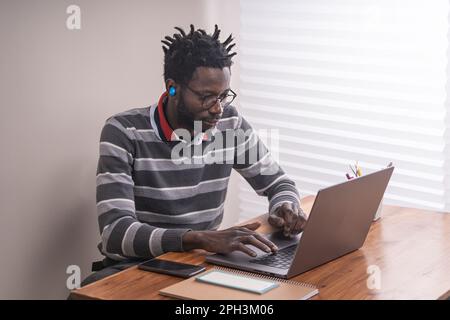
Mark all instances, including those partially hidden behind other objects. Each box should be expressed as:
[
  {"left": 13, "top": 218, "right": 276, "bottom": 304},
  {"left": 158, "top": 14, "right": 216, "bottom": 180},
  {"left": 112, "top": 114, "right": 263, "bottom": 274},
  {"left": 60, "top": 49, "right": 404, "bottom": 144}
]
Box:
[{"left": 82, "top": 25, "right": 307, "bottom": 286}]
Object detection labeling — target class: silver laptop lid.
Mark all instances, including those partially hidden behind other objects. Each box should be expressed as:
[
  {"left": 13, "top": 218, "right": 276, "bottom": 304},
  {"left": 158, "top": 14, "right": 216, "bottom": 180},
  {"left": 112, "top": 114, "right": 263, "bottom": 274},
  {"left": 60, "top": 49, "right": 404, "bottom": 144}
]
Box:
[{"left": 287, "top": 166, "right": 394, "bottom": 277}]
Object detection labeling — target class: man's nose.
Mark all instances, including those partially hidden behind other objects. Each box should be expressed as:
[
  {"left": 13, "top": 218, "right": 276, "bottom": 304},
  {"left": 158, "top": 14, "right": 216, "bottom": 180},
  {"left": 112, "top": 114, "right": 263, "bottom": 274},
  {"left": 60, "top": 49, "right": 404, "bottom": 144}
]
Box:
[{"left": 209, "top": 99, "right": 223, "bottom": 115}]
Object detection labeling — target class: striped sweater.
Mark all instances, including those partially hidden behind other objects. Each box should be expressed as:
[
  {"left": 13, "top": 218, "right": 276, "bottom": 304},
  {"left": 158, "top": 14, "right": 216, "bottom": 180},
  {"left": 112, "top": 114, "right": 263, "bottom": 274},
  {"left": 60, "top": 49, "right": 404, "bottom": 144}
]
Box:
[{"left": 96, "top": 92, "right": 301, "bottom": 261}]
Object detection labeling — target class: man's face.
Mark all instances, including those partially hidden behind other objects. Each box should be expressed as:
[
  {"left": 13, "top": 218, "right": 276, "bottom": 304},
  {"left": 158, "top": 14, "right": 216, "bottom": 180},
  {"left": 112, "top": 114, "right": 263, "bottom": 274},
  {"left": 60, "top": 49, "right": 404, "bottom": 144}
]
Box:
[{"left": 176, "top": 66, "right": 231, "bottom": 132}]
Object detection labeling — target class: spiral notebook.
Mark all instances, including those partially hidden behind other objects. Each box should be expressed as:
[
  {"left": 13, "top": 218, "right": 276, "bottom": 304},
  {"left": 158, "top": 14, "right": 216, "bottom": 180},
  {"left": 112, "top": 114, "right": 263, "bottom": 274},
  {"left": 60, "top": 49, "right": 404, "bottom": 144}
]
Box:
[{"left": 159, "top": 267, "right": 319, "bottom": 300}]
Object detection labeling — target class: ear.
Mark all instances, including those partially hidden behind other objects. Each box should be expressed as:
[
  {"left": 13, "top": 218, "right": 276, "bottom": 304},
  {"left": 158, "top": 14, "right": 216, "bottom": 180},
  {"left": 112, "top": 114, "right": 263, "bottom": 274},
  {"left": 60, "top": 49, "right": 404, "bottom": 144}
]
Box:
[{"left": 165, "top": 79, "right": 179, "bottom": 97}]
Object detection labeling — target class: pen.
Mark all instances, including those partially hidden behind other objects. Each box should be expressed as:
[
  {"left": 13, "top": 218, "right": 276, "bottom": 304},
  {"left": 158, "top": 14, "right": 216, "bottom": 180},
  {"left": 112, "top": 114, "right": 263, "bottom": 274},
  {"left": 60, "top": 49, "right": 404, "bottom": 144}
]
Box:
[{"left": 349, "top": 165, "right": 357, "bottom": 177}]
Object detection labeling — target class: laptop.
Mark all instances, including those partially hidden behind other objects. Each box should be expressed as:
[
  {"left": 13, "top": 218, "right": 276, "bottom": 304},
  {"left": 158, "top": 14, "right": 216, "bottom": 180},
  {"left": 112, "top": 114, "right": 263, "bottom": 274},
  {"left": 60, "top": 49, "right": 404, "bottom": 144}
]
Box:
[{"left": 206, "top": 166, "right": 395, "bottom": 279}]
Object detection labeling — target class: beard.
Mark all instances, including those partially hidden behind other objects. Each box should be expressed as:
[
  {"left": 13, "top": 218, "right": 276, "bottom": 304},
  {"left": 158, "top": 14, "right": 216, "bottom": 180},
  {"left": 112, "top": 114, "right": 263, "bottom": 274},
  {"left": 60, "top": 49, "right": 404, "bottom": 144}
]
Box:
[
  {"left": 176, "top": 95, "right": 218, "bottom": 133},
  {"left": 176, "top": 95, "right": 197, "bottom": 131}
]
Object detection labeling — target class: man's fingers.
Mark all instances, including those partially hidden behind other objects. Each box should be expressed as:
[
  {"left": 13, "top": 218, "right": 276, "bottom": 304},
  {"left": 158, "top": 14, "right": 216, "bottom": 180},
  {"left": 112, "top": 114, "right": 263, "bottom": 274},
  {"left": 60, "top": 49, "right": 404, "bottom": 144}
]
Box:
[
  {"left": 291, "top": 216, "right": 305, "bottom": 235},
  {"left": 253, "top": 233, "right": 278, "bottom": 252},
  {"left": 241, "top": 235, "right": 271, "bottom": 253},
  {"left": 283, "top": 209, "right": 294, "bottom": 236},
  {"left": 268, "top": 214, "right": 285, "bottom": 228},
  {"left": 272, "top": 203, "right": 308, "bottom": 236},
  {"left": 235, "top": 243, "right": 257, "bottom": 257}
]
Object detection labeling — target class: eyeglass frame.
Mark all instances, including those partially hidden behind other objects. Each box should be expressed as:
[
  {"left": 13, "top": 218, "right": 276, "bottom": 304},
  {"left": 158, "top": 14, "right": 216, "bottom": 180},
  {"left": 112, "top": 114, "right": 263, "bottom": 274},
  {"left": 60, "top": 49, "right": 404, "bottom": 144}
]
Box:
[{"left": 182, "top": 84, "right": 237, "bottom": 110}]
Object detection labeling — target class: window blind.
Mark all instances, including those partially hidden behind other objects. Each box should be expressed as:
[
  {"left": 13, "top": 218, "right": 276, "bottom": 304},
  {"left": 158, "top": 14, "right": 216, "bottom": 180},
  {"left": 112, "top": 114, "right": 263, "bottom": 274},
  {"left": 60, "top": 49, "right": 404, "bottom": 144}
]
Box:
[{"left": 238, "top": 0, "right": 450, "bottom": 220}]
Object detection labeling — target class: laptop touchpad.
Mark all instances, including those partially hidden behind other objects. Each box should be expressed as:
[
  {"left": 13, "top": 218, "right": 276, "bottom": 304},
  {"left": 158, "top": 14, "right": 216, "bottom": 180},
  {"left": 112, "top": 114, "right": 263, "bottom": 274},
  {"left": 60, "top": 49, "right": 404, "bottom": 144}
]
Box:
[{"left": 265, "top": 231, "right": 301, "bottom": 249}]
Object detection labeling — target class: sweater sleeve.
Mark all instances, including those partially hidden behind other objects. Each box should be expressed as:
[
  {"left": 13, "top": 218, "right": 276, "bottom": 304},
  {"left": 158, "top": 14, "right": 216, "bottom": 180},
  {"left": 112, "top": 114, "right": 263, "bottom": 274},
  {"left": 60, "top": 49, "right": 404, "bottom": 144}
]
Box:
[
  {"left": 232, "top": 113, "right": 301, "bottom": 216},
  {"left": 96, "top": 117, "right": 191, "bottom": 261}
]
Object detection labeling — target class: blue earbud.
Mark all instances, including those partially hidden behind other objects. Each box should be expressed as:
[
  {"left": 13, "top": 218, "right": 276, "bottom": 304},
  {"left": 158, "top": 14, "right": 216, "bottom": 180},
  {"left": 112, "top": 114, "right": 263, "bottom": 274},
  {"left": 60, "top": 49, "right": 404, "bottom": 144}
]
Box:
[{"left": 169, "top": 86, "right": 176, "bottom": 96}]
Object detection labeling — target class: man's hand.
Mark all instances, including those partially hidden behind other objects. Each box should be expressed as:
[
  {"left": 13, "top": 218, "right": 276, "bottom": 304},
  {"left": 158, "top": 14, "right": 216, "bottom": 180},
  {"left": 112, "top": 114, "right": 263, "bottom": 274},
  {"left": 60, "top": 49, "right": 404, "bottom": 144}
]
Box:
[
  {"left": 182, "top": 221, "right": 278, "bottom": 257},
  {"left": 268, "top": 202, "right": 307, "bottom": 237}
]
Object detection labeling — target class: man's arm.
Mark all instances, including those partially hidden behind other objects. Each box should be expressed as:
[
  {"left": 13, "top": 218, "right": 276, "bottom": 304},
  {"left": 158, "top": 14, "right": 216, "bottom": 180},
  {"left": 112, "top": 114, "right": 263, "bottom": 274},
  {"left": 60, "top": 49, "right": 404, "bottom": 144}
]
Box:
[
  {"left": 96, "top": 117, "right": 190, "bottom": 260},
  {"left": 232, "top": 114, "right": 307, "bottom": 237}
]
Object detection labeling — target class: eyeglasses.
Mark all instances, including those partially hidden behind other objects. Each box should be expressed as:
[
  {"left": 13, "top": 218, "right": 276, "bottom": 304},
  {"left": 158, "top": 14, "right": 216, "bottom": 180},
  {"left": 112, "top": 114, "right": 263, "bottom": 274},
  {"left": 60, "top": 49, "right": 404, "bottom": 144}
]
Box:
[{"left": 183, "top": 85, "right": 237, "bottom": 110}]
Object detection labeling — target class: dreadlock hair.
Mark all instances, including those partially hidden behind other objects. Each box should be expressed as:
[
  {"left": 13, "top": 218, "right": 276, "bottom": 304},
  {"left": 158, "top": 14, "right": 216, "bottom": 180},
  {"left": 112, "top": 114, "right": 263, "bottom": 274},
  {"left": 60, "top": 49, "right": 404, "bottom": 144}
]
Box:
[{"left": 162, "top": 24, "right": 237, "bottom": 85}]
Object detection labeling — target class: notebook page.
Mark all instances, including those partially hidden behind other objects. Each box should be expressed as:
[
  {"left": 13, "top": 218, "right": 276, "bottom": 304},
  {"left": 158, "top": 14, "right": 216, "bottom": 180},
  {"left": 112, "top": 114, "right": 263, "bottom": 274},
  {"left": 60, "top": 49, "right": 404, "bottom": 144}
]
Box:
[{"left": 196, "top": 270, "right": 279, "bottom": 294}]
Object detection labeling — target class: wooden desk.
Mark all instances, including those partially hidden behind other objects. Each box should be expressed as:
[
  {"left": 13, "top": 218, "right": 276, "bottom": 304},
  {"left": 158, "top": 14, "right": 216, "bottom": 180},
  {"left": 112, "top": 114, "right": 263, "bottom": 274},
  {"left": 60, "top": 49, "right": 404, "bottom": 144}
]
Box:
[{"left": 70, "top": 196, "right": 450, "bottom": 300}]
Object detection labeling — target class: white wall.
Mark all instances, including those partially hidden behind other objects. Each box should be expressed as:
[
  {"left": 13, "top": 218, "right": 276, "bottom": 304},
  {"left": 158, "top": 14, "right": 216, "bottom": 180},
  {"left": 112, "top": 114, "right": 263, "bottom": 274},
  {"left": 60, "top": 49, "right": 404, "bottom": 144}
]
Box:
[{"left": 0, "top": 0, "right": 240, "bottom": 299}]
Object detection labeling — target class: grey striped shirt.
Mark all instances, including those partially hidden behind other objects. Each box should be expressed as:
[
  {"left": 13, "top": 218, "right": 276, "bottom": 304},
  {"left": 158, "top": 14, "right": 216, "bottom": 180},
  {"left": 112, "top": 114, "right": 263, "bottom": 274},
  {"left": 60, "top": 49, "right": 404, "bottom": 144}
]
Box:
[{"left": 96, "top": 98, "right": 301, "bottom": 261}]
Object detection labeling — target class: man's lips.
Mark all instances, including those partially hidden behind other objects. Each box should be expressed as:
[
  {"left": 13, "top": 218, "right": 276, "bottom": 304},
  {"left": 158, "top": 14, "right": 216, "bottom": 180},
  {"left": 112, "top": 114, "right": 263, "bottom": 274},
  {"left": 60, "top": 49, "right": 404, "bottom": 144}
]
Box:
[{"left": 203, "top": 118, "right": 220, "bottom": 126}]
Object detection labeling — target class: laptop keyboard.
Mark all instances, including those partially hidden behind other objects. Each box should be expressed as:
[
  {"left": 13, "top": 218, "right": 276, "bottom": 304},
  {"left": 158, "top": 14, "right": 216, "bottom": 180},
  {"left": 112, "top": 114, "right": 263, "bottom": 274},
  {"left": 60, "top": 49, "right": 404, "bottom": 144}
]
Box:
[{"left": 249, "top": 245, "right": 297, "bottom": 269}]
